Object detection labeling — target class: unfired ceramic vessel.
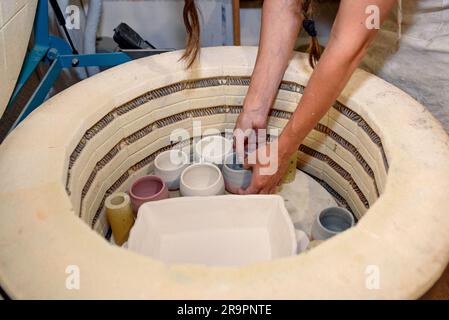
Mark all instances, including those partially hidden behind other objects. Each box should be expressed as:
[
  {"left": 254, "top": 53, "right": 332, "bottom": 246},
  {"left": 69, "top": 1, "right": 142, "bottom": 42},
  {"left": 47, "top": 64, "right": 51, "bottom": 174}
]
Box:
[
  {"left": 180, "top": 163, "right": 225, "bottom": 197},
  {"left": 222, "top": 153, "right": 252, "bottom": 194},
  {"left": 311, "top": 207, "right": 355, "bottom": 240},
  {"left": 295, "top": 229, "right": 310, "bottom": 254},
  {"left": 128, "top": 195, "right": 297, "bottom": 266},
  {"left": 129, "top": 175, "right": 169, "bottom": 213},
  {"left": 105, "top": 192, "right": 135, "bottom": 246},
  {"left": 154, "top": 150, "right": 189, "bottom": 190},
  {"left": 194, "top": 135, "right": 233, "bottom": 167}
]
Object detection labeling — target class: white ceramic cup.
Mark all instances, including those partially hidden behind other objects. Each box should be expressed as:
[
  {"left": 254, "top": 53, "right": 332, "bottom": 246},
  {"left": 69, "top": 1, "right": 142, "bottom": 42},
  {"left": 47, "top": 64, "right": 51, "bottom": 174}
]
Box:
[
  {"left": 154, "top": 150, "right": 189, "bottom": 190},
  {"left": 180, "top": 163, "right": 225, "bottom": 197},
  {"left": 194, "top": 135, "right": 233, "bottom": 167},
  {"left": 294, "top": 229, "right": 310, "bottom": 254},
  {"left": 311, "top": 207, "right": 355, "bottom": 240}
]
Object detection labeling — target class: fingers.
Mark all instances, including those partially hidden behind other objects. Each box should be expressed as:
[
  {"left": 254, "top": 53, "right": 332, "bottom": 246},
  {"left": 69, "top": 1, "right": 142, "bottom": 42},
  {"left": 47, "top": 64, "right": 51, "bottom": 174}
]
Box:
[
  {"left": 242, "top": 157, "right": 252, "bottom": 170},
  {"left": 240, "top": 183, "right": 277, "bottom": 195},
  {"left": 233, "top": 129, "right": 247, "bottom": 157},
  {"left": 243, "top": 149, "right": 258, "bottom": 170},
  {"left": 238, "top": 174, "right": 280, "bottom": 195},
  {"left": 239, "top": 173, "right": 262, "bottom": 195},
  {"left": 239, "top": 183, "right": 261, "bottom": 195},
  {"left": 260, "top": 184, "right": 278, "bottom": 195},
  {"left": 269, "top": 185, "right": 278, "bottom": 194}
]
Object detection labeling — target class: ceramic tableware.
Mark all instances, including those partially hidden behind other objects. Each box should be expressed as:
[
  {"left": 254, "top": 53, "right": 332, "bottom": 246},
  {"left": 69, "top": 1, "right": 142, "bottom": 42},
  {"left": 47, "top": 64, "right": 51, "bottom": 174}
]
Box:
[
  {"left": 105, "top": 192, "right": 135, "bottom": 246},
  {"left": 154, "top": 149, "right": 189, "bottom": 190},
  {"left": 311, "top": 207, "right": 355, "bottom": 240},
  {"left": 194, "top": 135, "right": 233, "bottom": 167},
  {"left": 222, "top": 153, "right": 252, "bottom": 194},
  {"left": 129, "top": 175, "right": 169, "bottom": 212},
  {"left": 180, "top": 163, "right": 225, "bottom": 197},
  {"left": 294, "top": 229, "right": 310, "bottom": 254}
]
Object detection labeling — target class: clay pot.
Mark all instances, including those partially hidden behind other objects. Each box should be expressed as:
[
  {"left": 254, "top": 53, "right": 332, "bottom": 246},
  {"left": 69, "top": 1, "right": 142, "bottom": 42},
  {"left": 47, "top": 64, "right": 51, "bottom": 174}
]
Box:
[
  {"left": 295, "top": 229, "right": 310, "bottom": 254},
  {"left": 154, "top": 150, "right": 189, "bottom": 190},
  {"left": 281, "top": 151, "right": 298, "bottom": 184},
  {"left": 222, "top": 153, "right": 252, "bottom": 194},
  {"left": 311, "top": 207, "right": 355, "bottom": 240},
  {"left": 105, "top": 192, "right": 135, "bottom": 246},
  {"left": 194, "top": 135, "right": 233, "bottom": 167},
  {"left": 129, "top": 175, "right": 169, "bottom": 213},
  {"left": 180, "top": 163, "right": 225, "bottom": 197}
]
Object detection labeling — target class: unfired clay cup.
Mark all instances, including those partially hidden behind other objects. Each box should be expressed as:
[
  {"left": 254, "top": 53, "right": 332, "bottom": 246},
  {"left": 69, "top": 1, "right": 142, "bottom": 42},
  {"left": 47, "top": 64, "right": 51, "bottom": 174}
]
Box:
[
  {"left": 194, "top": 135, "right": 233, "bottom": 167},
  {"left": 295, "top": 229, "right": 310, "bottom": 254},
  {"left": 180, "top": 163, "right": 225, "bottom": 197},
  {"left": 129, "top": 175, "right": 169, "bottom": 212},
  {"left": 311, "top": 207, "right": 355, "bottom": 240},
  {"left": 154, "top": 150, "right": 189, "bottom": 190},
  {"left": 222, "top": 153, "right": 252, "bottom": 194}
]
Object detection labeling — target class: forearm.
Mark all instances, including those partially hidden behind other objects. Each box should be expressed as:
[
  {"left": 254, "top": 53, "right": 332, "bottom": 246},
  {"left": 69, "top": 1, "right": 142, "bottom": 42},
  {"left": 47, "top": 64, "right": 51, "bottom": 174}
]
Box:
[
  {"left": 280, "top": 45, "right": 365, "bottom": 150},
  {"left": 280, "top": 0, "right": 396, "bottom": 153},
  {"left": 244, "top": 0, "right": 302, "bottom": 118}
]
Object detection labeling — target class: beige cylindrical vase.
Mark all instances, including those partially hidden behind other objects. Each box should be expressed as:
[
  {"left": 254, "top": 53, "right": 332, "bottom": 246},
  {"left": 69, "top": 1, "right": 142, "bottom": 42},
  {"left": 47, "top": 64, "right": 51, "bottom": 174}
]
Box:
[
  {"left": 105, "top": 192, "right": 135, "bottom": 246},
  {"left": 282, "top": 151, "right": 298, "bottom": 184}
]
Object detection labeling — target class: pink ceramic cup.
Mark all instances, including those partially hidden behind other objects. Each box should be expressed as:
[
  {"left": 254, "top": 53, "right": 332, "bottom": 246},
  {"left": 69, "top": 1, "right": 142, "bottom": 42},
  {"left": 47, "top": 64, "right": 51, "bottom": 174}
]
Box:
[{"left": 129, "top": 175, "right": 169, "bottom": 214}]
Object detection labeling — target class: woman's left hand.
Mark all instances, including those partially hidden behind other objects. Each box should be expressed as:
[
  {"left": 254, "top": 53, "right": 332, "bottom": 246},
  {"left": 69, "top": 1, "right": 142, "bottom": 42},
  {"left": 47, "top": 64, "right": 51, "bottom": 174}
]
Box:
[{"left": 239, "top": 136, "right": 297, "bottom": 195}]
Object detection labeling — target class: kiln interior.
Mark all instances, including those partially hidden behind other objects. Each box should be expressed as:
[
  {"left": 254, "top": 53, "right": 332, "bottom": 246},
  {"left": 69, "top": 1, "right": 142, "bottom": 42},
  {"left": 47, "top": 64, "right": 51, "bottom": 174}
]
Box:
[{"left": 65, "top": 75, "right": 388, "bottom": 238}]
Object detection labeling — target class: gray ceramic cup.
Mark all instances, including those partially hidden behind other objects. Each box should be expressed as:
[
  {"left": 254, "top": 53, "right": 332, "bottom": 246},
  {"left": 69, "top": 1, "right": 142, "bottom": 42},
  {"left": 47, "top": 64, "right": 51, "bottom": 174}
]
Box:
[
  {"left": 311, "top": 207, "right": 355, "bottom": 240},
  {"left": 222, "top": 153, "right": 252, "bottom": 194}
]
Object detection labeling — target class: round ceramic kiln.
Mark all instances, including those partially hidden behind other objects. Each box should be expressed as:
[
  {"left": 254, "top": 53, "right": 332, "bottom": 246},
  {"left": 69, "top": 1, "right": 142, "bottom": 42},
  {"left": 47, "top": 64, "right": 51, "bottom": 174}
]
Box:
[{"left": 1, "top": 47, "right": 449, "bottom": 299}]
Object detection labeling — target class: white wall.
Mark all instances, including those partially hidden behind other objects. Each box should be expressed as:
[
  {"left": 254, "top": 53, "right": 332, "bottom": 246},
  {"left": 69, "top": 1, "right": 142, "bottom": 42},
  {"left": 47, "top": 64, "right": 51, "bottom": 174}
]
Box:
[
  {"left": 98, "top": 1, "right": 339, "bottom": 47},
  {"left": 239, "top": 6, "right": 261, "bottom": 46},
  {"left": 99, "top": 0, "right": 234, "bottom": 49}
]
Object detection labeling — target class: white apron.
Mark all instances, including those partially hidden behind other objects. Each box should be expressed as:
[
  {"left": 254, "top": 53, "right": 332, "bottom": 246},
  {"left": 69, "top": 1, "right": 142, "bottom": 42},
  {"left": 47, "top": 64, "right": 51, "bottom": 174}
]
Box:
[{"left": 362, "top": 0, "right": 449, "bottom": 132}]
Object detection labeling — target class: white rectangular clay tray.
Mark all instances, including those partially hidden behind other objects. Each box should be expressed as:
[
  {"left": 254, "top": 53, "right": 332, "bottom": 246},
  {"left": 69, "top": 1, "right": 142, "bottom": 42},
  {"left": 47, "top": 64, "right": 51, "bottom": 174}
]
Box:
[{"left": 127, "top": 195, "right": 297, "bottom": 266}]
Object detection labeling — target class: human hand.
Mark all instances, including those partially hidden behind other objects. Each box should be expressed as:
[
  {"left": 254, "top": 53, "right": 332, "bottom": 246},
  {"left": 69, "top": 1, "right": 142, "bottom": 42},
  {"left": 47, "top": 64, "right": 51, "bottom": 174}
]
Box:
[
  {"left": 234, "top": 108, "right": 267, "bottom": 133},
  {"left": 233, "top": 108, "right": 268, "bottom": 161},
  {"left": 239, "top": 136, "right": 296, "bottom": 195}
]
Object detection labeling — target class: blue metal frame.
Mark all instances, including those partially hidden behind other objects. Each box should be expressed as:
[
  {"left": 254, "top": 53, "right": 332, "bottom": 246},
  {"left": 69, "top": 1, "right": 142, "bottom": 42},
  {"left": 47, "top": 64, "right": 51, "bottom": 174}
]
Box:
[{"left": 7, "top": 0, "right": 133, "bottom": 129}]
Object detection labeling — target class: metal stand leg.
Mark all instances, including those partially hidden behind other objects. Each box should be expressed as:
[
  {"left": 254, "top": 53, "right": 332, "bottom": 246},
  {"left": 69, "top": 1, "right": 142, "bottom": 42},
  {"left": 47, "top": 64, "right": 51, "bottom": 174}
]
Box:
[
  {"left": 6, "top": 0, "right": 133, "bottom": 131},
  {"left": 5, "top": 0, "right": 171, "bottom": 133},
  {"left": 9, "top": 45, "right": 49, "bottom": 104},
  {"left": 7, "top": 0, "right": 50, "bottom": 106},
  {"left": 12, "top": 58, "right": 63, "bottom": 130}
]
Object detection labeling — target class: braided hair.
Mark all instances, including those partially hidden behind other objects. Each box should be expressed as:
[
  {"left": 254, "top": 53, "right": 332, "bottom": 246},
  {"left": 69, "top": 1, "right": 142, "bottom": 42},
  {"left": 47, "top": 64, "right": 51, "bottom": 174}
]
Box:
[{"left": 301, "top": 0, "right": 322, "bottom": 68}]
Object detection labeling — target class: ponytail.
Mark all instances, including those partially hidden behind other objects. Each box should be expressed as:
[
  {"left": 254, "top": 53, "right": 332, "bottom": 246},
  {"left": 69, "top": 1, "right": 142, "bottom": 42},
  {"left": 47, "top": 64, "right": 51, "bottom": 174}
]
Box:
[
  {"left": 181, "top": 0, "right": 201, "bottom": 68},
  {"left": 302, "top": 0, "right": 322, "bottom": 68},
  {"left": 181, "top": 0, "right": 320, "bottom": 69}
]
